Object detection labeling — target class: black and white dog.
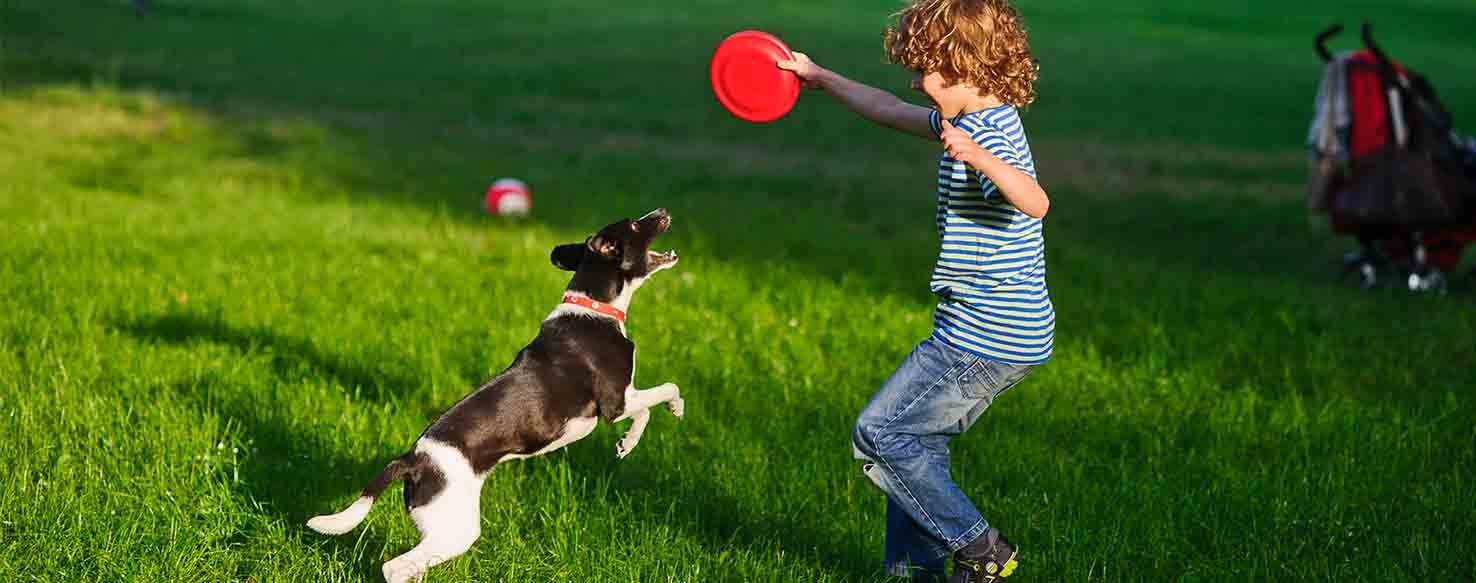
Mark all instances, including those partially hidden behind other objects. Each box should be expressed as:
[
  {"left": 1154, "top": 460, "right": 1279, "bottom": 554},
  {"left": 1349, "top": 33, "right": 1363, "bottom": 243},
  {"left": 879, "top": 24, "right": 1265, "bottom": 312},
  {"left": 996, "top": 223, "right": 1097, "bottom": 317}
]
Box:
[{"left": 308, "top": 209, "right": 684, "bottom": 583}]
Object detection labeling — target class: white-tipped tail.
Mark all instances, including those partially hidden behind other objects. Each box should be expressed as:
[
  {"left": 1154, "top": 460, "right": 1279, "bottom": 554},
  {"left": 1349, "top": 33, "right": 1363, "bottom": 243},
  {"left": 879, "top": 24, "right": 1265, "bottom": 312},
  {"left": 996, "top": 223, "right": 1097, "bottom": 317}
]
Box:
[{"left": 307, "top": 496, "right": 375, "bottom": 535}]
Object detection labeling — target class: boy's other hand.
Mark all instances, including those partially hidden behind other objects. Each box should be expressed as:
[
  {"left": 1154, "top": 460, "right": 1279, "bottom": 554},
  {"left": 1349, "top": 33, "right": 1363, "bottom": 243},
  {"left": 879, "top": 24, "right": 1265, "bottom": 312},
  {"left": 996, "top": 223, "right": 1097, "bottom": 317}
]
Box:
[
  {"left": 777, "top": 52, "right": 823, "bottom": 89},
  {"left": 940, "top": 119, "right": 985, "bottom": 165}
]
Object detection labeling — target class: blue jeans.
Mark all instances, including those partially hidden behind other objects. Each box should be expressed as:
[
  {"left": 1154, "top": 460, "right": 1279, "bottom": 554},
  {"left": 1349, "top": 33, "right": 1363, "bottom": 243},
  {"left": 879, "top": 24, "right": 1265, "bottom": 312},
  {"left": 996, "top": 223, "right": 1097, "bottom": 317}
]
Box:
[{"left": 852, "top": 336, "right": 1034, "bottom": 577}]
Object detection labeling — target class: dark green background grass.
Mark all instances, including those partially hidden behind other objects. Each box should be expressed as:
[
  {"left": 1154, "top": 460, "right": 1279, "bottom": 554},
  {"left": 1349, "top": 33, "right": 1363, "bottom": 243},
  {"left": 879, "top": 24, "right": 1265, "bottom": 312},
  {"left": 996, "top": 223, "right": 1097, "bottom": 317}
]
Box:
[{"left": 2, "top": 0, "right": 1473, "bottom": 581}]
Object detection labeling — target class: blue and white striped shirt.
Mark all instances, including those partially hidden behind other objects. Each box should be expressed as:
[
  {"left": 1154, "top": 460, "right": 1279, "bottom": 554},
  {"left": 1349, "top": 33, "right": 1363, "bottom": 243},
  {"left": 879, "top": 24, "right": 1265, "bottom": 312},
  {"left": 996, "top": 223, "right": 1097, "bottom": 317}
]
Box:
[{"left": 927, "top": 106, "right": 1054, "bottom": 364}]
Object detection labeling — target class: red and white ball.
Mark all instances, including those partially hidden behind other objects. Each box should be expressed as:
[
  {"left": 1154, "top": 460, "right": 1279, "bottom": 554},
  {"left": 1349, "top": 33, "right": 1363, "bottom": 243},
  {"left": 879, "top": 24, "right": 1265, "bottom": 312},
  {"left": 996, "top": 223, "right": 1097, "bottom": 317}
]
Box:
[{"left": 484, "top": 178, "right": 532, "bottom": 216}]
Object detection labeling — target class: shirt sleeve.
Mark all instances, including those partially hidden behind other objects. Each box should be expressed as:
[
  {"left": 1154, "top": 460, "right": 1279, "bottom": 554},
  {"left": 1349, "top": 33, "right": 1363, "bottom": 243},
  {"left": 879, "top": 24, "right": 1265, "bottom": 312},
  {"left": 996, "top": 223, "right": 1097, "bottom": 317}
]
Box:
[
  {"left": 928, "top": 109, "right": 943, "bottom": 137},
  {"left": 971, "top": 125, "right": 1036, "bottom": 181},
  {"left": 973, "top": 127, "right": 1026, "bottom": 171}
]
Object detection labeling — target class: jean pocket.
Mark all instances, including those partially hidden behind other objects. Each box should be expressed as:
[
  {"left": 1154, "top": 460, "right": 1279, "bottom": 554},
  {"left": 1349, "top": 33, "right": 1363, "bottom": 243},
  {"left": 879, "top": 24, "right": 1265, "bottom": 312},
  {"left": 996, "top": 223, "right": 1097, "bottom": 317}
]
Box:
[{"left": 957, "top": 359, "right": 1032, "bottom": 400}]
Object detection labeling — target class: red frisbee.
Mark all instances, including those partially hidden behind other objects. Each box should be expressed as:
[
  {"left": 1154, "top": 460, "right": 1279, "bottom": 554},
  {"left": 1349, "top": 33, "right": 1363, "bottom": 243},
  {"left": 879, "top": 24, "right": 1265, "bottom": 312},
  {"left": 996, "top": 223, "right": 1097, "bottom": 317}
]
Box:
[{"left": 710, "top": 30, "right": 800, "bottom": 123}]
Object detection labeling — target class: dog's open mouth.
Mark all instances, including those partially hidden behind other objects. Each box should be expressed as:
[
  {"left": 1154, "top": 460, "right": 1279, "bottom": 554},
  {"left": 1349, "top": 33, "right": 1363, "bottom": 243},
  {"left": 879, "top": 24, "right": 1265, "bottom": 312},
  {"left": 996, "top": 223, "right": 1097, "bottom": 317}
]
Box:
[{"left": 647, "top": 249, "right": 678, "bottom": 268}]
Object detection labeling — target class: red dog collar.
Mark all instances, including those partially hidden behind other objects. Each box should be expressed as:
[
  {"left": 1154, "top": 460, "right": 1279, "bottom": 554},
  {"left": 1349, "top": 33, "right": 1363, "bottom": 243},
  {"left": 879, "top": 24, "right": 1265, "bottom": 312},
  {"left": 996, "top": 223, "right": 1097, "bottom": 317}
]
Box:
[{"left": 562, "top": 293, "right": 626, "bottom": 322}]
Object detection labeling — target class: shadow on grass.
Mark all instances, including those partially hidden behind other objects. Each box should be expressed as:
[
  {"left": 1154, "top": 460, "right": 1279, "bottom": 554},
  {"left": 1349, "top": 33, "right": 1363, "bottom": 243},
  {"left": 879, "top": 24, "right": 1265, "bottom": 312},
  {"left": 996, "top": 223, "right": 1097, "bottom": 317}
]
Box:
[
  {"left": 562, "top": 426, "right": 883, "bottom": 582},
  {"left": 162, "top": 370, "right": 398, "bottom": 581},
  {"left": 115, "top": 311, "right": 419, "bottom": 577},
  {"left": 130, "top": 1, "right": 267, "bottom": 23},
  {"left": 115, "top": 311, "right": 417, "bottom": 403}
]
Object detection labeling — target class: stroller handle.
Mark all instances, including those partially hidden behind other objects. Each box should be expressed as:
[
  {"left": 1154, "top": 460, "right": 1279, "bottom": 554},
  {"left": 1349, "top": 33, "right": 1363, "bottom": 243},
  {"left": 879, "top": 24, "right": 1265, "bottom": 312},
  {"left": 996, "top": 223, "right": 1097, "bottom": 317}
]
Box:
[
  {"left": 1315, "top": 24, "right": 1343, "bottom": 62},
  {"left": 1360, "top": 22, "right": 1392, "bottom": 65},
  {"left": 1359, "top": 21, "right": 1404, "bottom": 93}
]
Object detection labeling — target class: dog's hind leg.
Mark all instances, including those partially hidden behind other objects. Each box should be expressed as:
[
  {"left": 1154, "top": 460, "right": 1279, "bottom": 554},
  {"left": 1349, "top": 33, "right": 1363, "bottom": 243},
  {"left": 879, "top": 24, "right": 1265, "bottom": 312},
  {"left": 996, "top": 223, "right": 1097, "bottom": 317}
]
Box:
[
  {"left": 383, "top": 485, "right": 481, "bottom": 583},
  {"left": 383, "top": 440, "right": 485, "bottom": 583}
]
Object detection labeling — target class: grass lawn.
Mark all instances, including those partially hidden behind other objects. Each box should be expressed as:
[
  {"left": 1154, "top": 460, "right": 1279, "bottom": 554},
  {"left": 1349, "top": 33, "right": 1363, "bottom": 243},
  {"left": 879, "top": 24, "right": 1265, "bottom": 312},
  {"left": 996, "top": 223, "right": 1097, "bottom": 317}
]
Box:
[{"left": 2, "top": 0, "right": 1474, "bottom": 581}]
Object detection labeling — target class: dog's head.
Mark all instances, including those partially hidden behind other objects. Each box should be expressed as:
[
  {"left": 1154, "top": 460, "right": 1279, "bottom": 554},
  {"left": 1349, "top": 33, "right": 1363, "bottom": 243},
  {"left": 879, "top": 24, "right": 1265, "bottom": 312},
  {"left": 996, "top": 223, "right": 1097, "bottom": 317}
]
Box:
[{"left": 550, "top": 208, "right": 679, "bottom": 304}]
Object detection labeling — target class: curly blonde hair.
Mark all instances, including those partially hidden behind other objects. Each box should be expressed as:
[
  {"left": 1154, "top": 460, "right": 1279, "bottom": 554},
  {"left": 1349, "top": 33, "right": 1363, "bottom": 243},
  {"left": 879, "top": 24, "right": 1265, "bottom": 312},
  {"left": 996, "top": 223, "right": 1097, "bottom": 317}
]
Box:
[{"left": 884, "top": 0, "right": 1039, "bottom": 108}]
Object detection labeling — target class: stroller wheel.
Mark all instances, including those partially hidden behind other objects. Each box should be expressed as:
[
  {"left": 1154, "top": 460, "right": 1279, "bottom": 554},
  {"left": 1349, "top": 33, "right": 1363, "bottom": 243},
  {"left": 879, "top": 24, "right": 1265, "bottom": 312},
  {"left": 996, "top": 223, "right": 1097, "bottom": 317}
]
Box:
[
  {"left": 1406, "top": 268, "right": 1448, "bottom": 294},
  {"left": 1341, "top": 256, "right": 1379, "bottom": 289},
  {"left": 1339, "top": 246, "right": 1384, "bottom": 290},
  {"left": 1339, "top": 261, "right": 1379, "bottom": 289},
  {"left": 1358, "top": 263, "right": 1379, "bottom": 289}
]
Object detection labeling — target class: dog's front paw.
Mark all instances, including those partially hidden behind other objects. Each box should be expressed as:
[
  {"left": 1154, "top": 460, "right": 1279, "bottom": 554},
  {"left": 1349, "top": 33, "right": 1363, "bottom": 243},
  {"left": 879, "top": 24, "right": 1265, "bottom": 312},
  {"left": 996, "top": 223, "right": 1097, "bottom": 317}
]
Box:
[
  {"left": 616, "top": 433, "right": 641, "bottom": 459},
  {"left": 667, "top": 396, "right": 685, "bottom": 418}
]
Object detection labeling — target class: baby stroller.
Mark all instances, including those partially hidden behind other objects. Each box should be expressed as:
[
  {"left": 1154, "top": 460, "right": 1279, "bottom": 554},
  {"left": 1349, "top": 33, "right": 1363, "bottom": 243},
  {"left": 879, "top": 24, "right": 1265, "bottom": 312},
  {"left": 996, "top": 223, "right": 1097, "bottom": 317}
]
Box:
[{"left": 1305, "top": 23, "right": 1476, "bottom": 292}]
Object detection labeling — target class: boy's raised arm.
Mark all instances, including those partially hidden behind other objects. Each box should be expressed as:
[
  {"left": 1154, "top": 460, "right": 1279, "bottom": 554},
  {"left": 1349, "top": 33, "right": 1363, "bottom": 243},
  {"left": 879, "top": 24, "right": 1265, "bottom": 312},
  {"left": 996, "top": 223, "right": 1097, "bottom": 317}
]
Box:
[{"left": 778, "top": 53, "right": 935, "bottom": 139}]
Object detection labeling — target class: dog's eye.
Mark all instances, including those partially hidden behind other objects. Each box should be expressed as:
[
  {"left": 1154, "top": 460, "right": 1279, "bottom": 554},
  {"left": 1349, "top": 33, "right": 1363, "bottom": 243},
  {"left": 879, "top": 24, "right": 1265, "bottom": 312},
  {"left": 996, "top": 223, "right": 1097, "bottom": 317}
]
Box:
[{"left": 629, "top": 223, "right": 638, "bottom": 232}]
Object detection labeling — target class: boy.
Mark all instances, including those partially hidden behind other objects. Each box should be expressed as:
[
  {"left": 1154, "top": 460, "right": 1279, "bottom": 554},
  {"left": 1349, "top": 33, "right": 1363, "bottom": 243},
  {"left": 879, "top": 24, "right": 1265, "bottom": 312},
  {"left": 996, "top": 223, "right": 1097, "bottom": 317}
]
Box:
[{"left": 778, "top": 0, "right": 1052, "bottom": 581}]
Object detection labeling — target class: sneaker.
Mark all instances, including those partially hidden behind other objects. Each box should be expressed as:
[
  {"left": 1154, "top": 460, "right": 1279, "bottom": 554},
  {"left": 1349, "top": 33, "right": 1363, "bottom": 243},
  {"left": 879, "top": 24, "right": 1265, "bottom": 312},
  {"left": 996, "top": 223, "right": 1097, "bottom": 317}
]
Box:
[{"left": 949, "top": 527, "right": 1018, "bottom": 582}]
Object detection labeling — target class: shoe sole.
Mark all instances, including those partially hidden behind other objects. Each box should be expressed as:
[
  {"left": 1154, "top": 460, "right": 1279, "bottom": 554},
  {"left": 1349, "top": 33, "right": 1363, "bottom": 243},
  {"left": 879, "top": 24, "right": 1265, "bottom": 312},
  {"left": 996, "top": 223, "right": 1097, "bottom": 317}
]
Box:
[{"left": 994, "top": 548, "right": 1019, "bottom": 579}]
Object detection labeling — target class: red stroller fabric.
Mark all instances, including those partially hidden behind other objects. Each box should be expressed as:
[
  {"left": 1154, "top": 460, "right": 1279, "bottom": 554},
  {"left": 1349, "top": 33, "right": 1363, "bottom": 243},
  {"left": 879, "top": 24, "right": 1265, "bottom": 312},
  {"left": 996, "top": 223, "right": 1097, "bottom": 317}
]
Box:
[{"left": 1346, "top": 51, "right": 1404, "bottom": 159}]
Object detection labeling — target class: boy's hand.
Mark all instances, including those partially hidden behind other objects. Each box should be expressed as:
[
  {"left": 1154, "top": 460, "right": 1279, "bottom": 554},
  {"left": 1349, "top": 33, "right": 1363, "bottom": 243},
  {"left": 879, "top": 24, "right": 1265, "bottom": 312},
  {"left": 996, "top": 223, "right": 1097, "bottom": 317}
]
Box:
[
  {"left": 940, "top": 119, "right": 986, "bottom": 165},
  {"left": 777, "top": 52, "right": 823, "bottom": 89},
  {"left": 774, "top": 52, "right": 934, "bottom": 138}
]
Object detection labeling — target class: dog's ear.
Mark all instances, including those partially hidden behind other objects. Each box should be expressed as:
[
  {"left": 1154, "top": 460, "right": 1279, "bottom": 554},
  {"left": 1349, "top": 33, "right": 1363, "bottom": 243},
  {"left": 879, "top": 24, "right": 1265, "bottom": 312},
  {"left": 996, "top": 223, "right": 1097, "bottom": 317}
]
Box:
[
  {"left": 586, "top": 233, "right": 620, "bottom": 258},
  {"left": 550, "top": 243, "right": 586, "bottom": 271}
]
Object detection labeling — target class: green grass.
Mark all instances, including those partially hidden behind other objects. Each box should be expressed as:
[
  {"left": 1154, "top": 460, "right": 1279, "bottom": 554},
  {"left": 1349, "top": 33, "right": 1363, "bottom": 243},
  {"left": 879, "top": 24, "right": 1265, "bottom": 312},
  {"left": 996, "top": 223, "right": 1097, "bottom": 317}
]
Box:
[{"left": 2, "top": 0, "right": 1475, "bottom": 581}]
